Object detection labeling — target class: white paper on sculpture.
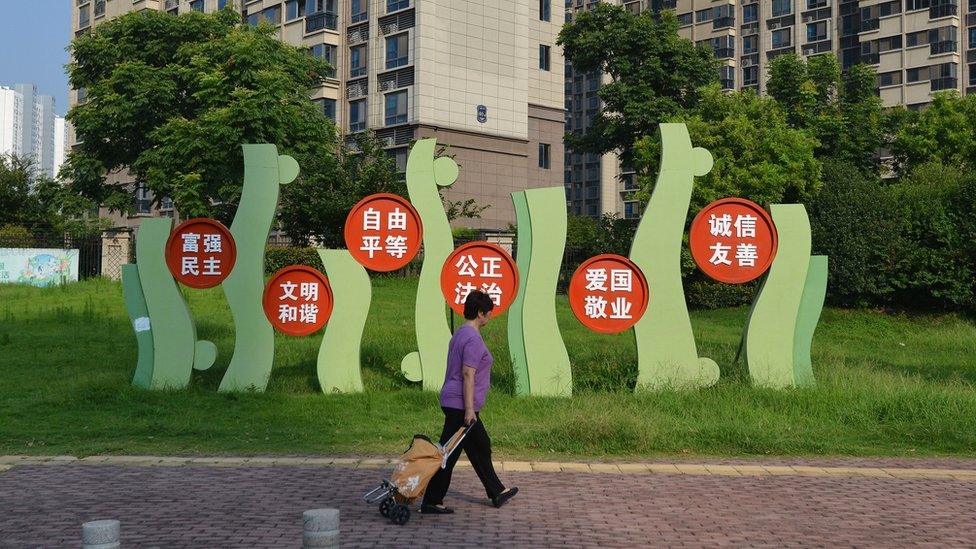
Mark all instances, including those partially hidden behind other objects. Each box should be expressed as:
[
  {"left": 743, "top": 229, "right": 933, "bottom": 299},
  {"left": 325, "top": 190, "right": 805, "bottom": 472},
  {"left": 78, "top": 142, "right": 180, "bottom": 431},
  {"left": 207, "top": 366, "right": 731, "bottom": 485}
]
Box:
[{"left": 133, "top": 317, "right": 151, "bottom": 332}]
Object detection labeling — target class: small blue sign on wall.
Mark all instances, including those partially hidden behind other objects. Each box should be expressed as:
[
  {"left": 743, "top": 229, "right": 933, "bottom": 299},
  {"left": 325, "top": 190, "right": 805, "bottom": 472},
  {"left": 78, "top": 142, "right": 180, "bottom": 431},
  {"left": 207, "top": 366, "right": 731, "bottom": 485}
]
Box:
[{"left": 476, "top": 105, "right": 488, "bottom": 124}]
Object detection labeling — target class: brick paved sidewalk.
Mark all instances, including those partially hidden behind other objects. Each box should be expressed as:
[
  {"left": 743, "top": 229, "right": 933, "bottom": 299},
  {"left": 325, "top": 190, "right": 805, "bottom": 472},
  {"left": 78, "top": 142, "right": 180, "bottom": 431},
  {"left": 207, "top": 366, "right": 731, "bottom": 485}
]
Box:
[{"left": 2, "top": 457, "right": 976, "bottom": 548}]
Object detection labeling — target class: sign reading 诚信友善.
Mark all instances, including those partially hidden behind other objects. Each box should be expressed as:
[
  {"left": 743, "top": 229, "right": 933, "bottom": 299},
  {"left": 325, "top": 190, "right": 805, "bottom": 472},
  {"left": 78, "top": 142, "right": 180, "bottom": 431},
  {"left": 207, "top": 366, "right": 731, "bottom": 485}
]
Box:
[{"left": 0, "top": 248, "right": 79, "bottom": 287}]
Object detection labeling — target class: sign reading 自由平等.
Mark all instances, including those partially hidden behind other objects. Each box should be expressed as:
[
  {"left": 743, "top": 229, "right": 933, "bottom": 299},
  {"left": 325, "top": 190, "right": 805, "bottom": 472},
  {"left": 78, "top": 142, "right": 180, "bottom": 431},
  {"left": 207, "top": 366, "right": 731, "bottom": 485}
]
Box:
[
  {"left": 262, "top": 265, "right": 334, "bottom": 336},
  {"left": 689, "top": 198, "right": 778, "bottom": 284},
  {"left": 345, "top": 193, "right": 423, "bottom": 272},
  {"left": 0, "top": 248, "right": 79, "bottom": 287},
  {"left": 440, "top": 241, "right": 519, "bottom": 316},
  {"left": 165, "top": 218, "right": 237, "bottom": 288},
  {"left": 568, "top": 254, "right": 649, "bottom": 334}
]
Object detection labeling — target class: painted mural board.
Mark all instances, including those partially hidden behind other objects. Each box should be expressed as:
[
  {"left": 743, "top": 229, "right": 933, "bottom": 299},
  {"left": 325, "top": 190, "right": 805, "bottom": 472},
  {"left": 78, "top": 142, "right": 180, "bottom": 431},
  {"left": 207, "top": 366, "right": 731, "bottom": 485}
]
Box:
[{"left": 0, "top": 248, "right": 79, "bottom": 287}]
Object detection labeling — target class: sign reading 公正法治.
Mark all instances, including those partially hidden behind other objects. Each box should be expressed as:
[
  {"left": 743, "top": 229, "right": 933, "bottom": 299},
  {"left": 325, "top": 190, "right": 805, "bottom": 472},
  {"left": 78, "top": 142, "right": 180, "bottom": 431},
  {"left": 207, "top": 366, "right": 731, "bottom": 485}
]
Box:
[
  {"left": 0, "top": 248, "right": 79, "bottom": 287},
  {"left": 440, "top": 241, "right": 519, "bottom": 316}
]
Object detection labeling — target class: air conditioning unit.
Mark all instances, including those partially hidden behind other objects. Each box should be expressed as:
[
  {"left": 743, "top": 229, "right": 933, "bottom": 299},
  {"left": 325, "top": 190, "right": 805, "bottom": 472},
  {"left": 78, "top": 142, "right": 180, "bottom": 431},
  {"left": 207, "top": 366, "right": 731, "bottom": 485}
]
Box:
[
  {"left": 381, "top": 136, "right": 395, "bottom": 147},
  {"left": 383, "top": 23, "right": 399, "bottom": 34},
  {"left": 380, "top": 80, "right": 396, "bottom": 91}
]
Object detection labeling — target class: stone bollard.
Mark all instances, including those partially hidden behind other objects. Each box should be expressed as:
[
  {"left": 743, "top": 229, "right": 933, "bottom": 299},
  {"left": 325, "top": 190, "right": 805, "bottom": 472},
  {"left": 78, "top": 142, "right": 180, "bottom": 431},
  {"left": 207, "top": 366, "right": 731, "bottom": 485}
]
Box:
[
  {"left": 303, "top": 508, "right": 340, "bottom": 548},
  {"left": 82, "top": 520, "right": 120, "bottom": 549}
]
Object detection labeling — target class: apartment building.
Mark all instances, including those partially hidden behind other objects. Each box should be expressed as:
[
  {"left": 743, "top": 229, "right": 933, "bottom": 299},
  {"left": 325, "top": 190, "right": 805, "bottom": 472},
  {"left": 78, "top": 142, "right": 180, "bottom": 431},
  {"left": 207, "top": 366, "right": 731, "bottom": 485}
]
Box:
[
  {"left": 565, "top": 0, "right": 976, "bottom": 218},
  {"left": 0, "top": 84, "right": 63, "bottom": 180},
  {"left": 70, "top": 0, "right": 565, "bottom": 230}
]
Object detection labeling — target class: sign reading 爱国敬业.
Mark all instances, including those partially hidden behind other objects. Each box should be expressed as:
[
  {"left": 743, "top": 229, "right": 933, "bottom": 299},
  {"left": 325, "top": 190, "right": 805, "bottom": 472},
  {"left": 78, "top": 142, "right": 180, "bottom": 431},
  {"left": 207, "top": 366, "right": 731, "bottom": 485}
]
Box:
[
  {"left": 262, "top": 265, "right": 333, "bottom": 336},
  {"left": 568, "top": 254, "right": 649, "bottom": 333},
  {"left": 165, "top": 218, "right": 237, "bottom": 288},
  {"left": 345, "top": 193, "right": 423, "bottom": 272},
  {"left": 440, "top": 241, "right": 518, "bottom": 316},
  {"left": 689, "top": 198, "right": 777, "bottom": 284}
]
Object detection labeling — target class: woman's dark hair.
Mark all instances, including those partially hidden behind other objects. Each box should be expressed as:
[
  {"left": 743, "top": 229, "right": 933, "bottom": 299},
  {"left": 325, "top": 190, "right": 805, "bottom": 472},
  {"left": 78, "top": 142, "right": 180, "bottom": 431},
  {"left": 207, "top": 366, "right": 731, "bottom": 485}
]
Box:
[{"left": 463, "top": 290, "right": 495, "bottom": 320}]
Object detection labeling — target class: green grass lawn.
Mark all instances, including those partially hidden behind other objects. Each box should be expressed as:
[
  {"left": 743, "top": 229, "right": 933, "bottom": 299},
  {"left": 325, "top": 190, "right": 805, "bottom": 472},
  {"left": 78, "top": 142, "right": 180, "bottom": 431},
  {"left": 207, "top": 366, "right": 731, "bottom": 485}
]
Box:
[{"left": 1, "top": 276, "right": 974, "bottom": 459}]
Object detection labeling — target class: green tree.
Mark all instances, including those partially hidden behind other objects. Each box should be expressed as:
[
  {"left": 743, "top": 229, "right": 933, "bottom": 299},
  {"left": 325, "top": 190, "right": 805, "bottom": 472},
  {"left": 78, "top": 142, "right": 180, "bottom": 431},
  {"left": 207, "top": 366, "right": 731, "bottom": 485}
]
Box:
[
  {"left": 0, "top": 154, "right": 104, "bottom": 237},
  {"left": 890, "top": 92, "right": 976, "bottom": 175},
  {"left": 766, "top": 54, "right": 884, "bottom": 173},
  {"left": 64, "top": 8, "right": 338, "bottom": 222},
  {"left": 633, "top": 86, "right": 822, "bottom": 214},
  {"left": 557, "top": 5, "right": 717, "bottom": 167},
  {"left": 278, "top": 131, "right": 404, "bottom": 247}
]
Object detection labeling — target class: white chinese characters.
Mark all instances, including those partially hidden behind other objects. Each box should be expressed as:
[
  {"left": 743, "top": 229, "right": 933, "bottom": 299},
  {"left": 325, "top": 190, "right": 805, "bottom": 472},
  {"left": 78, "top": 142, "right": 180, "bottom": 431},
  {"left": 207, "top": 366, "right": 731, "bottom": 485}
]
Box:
[{"left": 278, "top": 280, "right": 321, "bottom": 325}]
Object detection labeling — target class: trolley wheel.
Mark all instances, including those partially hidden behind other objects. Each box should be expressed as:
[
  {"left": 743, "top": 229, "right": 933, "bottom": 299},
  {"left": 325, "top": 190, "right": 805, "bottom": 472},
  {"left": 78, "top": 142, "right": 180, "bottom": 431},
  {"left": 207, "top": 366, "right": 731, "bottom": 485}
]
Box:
[
  {"left": 379, "top": 497, "right": 394, "bottom": 518},
  {"left": 391, "top": 504, "right": 411, "bottom": 525}
]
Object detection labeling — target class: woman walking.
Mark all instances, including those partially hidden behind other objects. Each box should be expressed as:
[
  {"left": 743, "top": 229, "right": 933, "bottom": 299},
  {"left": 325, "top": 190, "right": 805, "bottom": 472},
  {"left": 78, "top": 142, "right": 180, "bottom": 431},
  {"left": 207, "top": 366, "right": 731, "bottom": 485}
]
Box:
[{"left": 420, "top": 290, "right": 518, "bottom": 514}]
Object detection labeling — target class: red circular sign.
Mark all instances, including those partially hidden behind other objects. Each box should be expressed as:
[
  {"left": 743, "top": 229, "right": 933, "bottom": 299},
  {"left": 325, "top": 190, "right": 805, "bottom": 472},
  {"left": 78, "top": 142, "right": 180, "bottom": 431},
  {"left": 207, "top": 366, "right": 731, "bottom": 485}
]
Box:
[
  {"left": 344, "top": 193, "right": 423, "bottom": 272},
  {"left": 440, "top": 241, "right": 519, "bottom": 316},
  {"left": 689, "top": 198, "right": 778, "bottom": 284},
  {"left": 568, "top": 254, "right": 649, "bottom": 334},
  {"left": 262, "top": 265, "right": 334, "bottom": 336},
  {"left": 165, "top": 218, "right": 237, "bottom": 289}
]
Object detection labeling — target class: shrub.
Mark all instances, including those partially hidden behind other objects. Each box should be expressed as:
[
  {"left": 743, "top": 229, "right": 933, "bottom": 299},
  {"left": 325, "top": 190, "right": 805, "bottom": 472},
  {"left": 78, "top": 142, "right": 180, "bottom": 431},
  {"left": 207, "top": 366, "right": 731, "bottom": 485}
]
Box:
[{"left": 264, "top": 247, "right": 324, "bottom": 275}]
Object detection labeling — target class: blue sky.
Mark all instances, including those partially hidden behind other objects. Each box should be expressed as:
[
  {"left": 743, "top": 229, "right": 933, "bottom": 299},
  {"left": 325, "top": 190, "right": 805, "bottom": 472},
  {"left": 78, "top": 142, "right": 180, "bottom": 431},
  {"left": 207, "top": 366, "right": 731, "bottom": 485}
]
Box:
[{"left": 0, "top": 1, "right": 72, "bottom": 115}]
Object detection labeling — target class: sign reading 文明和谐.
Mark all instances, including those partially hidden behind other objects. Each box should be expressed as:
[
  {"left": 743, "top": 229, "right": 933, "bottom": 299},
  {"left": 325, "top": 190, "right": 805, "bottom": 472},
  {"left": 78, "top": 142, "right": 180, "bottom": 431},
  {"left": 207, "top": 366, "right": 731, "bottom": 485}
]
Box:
[
  {"left": 440, "top": 241, "right": 519, "bottom": 316},
  {"left": 262, "top": 265, "right": 334, "bottom": 336},
  {"left": 689, "top": 198, "right": 778, "bottom": 284}
]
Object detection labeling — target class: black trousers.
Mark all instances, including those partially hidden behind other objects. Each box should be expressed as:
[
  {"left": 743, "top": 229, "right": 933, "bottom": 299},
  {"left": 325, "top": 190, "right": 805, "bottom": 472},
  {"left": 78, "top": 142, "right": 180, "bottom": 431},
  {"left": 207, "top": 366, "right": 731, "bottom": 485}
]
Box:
[{"left": 422, "top": 407, "right": 505, "bottom": 506}]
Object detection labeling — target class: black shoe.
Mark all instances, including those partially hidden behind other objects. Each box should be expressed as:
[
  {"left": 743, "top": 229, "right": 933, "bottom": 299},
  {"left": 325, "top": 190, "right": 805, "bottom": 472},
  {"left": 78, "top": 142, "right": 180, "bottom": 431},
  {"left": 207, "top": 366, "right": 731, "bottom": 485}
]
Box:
[
  {"left": 492, "top": 487, "right": 518, "bottom": 508},
  {"left": 420, "top": 504, "right": 454, "bottom": 514}
]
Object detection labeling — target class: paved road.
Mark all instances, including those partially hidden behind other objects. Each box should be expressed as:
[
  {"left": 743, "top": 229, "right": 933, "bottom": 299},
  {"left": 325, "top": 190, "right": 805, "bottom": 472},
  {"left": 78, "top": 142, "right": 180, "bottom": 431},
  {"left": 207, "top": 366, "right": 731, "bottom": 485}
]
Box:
[{"left": 2, "top": 460, "right": 975, "bottom": 548}]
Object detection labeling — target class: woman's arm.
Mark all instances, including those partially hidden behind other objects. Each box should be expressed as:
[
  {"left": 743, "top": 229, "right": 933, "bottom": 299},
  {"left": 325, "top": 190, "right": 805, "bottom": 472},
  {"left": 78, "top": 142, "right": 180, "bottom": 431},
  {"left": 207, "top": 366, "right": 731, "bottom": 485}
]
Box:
[{"left": 462, "top": 365, "right": 477, "bottom": 425}]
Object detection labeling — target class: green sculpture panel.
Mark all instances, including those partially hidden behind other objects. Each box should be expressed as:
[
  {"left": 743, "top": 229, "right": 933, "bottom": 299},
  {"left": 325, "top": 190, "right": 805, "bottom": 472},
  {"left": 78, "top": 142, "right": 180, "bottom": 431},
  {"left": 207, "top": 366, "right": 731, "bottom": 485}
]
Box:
[
  {"left": 509, "top": 187, "right": 573, "bottom": 396},
  {"left": 219, "top": 144, "right": 299, "bottom": 392},
  {"left": 744, "top": 204, "right": 812, "bottom": 388},
  {"left": 629, "top": 123, "right": 720, "bottom": 390},
  {"left": 121, "top": 264, "right": 154, "bottom": 389},
  {"left": 317, "top": 249, "right": 369, "bottom": 393},
  {"left": 132, "top": 218, "right": 215, "bottom": 389},
  {"left": 508, "top": 192, "right": 532, "bottom": 395},
  {"left": 399, "top": 138, "right": 459, "bottom": 391},
  {"left": 793, "top": 255, "right": 828, "bottom": 387}
]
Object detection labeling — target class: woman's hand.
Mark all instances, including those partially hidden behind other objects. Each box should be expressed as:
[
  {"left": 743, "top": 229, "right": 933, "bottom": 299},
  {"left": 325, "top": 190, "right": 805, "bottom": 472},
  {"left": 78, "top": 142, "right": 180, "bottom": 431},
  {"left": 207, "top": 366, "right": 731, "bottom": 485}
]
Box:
[{"left": 465, "top": 408, "right": 477, "bottom": 426}]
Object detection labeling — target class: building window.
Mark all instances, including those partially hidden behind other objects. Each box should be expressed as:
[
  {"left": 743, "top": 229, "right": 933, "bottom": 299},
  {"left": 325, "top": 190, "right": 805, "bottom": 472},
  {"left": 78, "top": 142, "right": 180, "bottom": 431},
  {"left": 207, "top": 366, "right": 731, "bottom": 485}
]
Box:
[
  {"left": 386, "top": 33, "right": 409, "bottom": 69},
  {"left": 695, "top": 8, "right": 712, "bottom": 22},
  {"left": 742, "top": 4, "right": 758, "bottom": 22},
  {"left": 906, "top": 67, "right": 927, "bottom": 82},
  {"left": 877, "top": 70, "right": 903, "bottom": 87},
  {"left": 351, "top": 0, "right": 368, "bottom": 22},
  {"left": 772, "top": 0, "right": 792, "bottom": 17},
  {"left": 969, "top": 63, "right": 976, "bottom": 85},
  {"left": 743, "top": 35, "right": 758, "bottom": 53},
  {"left": 349, "top": 99, "right": 367, "bottom": 132},
  {"left": 286, "top": 0, "right": 306, "bottom": 20},
  {"left": 388, "top": 147, "right": 408, "bottom": 172},
  {"left": 540, "top": 0, "right": 551, "bottom": 21},
  {"left": 539, "top": 44, "right": 551, "bottom": 71},
  {"left": 906, "top": 0, "right": 930, "bottom": 10},
  {"left": 677, "top": 12, "right": 693, "bottom": 26},
  {"left": 134, "top": 183, "right": 151, "bottom": 215},
  {"left": 305, "top": 0, "right": 339, "bottom": 31},
  {"left": 350, "top": 45, "right": 367, "bottom": 78},
  {"left": 190, "top": 0, "right": 204, "bottom": 12},
  {"left": 539, "top": 143, "right": 551, "bottom": 169},
  {"left": 218, "top": 0, "right": 230, "bottom": 9},
  {"left": 970, "top": 27, "right": 976, "bottom": 48},
  {"left": 384, "top": 91, "right": 407, "bottom": 125},
  {"left": 970, "top": 0, "right": 976, "bottom": 11},
  {"left": 311, "top": 44, "right": 337, "bottom": 78},
  {"left": 247, "top": 6, "right": 282, "bottom": 26},
  {"left": 387, "top": 0, "right": 410, "bottom": 13},
  {"left": 771, "top": 28, "right": 792, "bottom": 49},
  {"left": 743, "top": 65, "right": 759, "bottom": 86},
  {"left": 79, "top": 5, "right": 90, "bottom": 28},
  {"left": 313, "top": 98, "right": 337, "bottom": 121},
  {"left": 806, "top": 21, "right": 828, "bottom": 42}
]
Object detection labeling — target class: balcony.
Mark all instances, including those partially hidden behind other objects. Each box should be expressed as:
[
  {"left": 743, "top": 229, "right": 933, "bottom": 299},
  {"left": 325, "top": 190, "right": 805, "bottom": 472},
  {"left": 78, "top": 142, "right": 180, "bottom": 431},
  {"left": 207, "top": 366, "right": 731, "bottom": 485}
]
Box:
[
  {"left": 713, "top": 47, "right": 734, "bottom": 59},
  {"left": 930, "top": 40, "right": 957, "bottom": 55},
  {"left": 305, "top": 12, "right": 338, "bottom": 33},
  {"left": 860, "top": 18, "right": 879, "bottom": 31},
  {"left": 931, "top": 77, "right": 958, "bottom": 90},
  {"left": 930, "top": 2, "right": 958, "bottom": 18},
  {"left": 803, "top": 40, "right": 833, "bottom": 55},
  {"left": 712, "top": 16, "right": 734, "bottom": 29}
]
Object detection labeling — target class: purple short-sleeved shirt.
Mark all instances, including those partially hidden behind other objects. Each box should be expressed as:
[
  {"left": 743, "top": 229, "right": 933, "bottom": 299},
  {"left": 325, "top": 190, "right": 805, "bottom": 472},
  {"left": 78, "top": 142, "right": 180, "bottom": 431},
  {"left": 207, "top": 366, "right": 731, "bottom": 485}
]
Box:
[{"left": 439, "top": 325, "right": 493, "bottom": 412}]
